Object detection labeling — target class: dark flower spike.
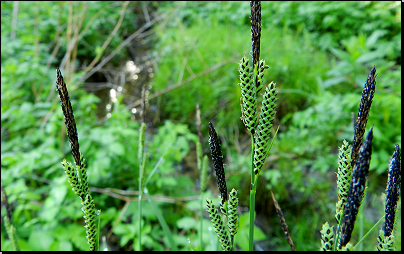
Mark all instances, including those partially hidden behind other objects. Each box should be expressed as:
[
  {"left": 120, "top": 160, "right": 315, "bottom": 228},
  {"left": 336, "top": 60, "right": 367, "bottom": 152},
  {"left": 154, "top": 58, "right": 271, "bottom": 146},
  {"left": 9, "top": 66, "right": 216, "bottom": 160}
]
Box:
[
  {"left": 383, "top": 144, "right": 401, "bottom": 237},
  {"left": 208, "top": 122, "right": 228, "bottom": 202},
  {"left": 339, "top": 127, "right": 373, "bottom": 248},
  {"left": 351, "top": 66, "right": 377, "bottom": 169},
  {"left": 250, "top": 1, "right": 261, "bottom": 70},
  {"left": 56, "top": 68, "right": 81, "bottom": 168}
]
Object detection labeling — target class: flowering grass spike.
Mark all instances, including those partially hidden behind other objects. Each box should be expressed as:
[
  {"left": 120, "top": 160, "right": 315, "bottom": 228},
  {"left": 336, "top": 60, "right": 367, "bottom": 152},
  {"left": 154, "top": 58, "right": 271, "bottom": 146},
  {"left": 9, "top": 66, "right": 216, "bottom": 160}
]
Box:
[
  {"left": 239, "top": 57, "right": 257, "bottom": 134},
  {"left": 253, "top": 82, "right": 277, "bottom": 175},
  {"left": 351, "top": 67, "right": 376, "bottom": 168},
  {"left": 209, "top": 122, "right": 228, "bottom": 203},
  {"left": 339, "top": 127, "right": 373, "bottom": 248},
  {"left": 56, "top": 68, "right": 81, "bottom": 168},
  {"left": 383, "top": 144, "right": 401, "bottom": 237}
]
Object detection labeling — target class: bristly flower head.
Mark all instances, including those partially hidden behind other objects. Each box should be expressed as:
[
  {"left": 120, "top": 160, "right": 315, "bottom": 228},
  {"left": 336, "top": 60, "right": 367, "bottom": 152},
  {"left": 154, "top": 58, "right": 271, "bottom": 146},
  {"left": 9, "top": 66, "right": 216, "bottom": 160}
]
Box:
[
  {"left": 206, "top": 198, "right": 231, "bottom": 251},
  {"left": 227, "top": 189, "right": 239, "bottom": 238},
  {"left": 250, "top": 1, "right": 261, "bottom": 69},
  {"left": 320, "top": 222, "right": 334, "bottom": 251},
  {"left": 239, "top": 57, "right": 257, "bottom": 135},
  {"left": 335, "top": 140, "right": 352, "bottom": 223},
  {"left": 56, "top": 68, "right": 81, "bottom": 168},
  {"left": 253, "top": 82, "right": 277, "bottom": 175},
  {"left": 351, "top": 67, "right": 376, "bottom": 169},
  {"left": 339, "top": 127, "right": 373, "bottom": 248},
  {"left": 208, "top": 122, "right": 228, "bottom": 203},
  {"left": 383, "top": 144, "right": 401, "bottom": 237}
]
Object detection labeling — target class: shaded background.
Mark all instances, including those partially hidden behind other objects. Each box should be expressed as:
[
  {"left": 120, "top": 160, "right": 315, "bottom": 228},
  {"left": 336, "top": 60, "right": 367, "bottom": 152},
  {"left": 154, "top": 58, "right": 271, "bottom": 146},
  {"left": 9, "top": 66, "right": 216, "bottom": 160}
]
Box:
[{"left": 1, "top": 1, "right": 401, "bottom": 251}]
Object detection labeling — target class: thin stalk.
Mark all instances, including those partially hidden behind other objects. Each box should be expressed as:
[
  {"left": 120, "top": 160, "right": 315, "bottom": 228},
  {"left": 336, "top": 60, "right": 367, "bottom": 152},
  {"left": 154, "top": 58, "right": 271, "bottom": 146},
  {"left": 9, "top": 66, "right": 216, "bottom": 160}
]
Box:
[
  {"left": 334, "top": 209, "right": 344, "bottom": 251},
  {"left": 249, "top": 135, "right": 255, "bottom": 251},
  {"left": 96, "top": 209, "right": 101, "bottom": 251},
  {"left": 200, "top": 193, "right": 203, "bottom": 250},
  {"left": 138, "top": 179, "right": 142, "bottom": 250},
  {"left": 354, "top": 215, "right": 385, "bottom": 249},
  {"left": 145, "top": 189, "right": 178, "bottom": 251}
]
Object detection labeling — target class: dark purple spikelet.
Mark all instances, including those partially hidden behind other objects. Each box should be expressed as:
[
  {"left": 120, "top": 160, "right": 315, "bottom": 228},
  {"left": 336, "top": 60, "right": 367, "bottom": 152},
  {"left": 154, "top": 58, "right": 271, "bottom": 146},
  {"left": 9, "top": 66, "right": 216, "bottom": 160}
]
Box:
[
  {"left": 56, "top": 68, "right": 81, "bottom": 168},
  {"left": 208, "top": 122, "right": 228, "bottom": 203},
  {"left": 383, "top": 145, "right": 401, "bottom": 237},
  {"left": 340, "top": 127, "right": 373, "bottom": 248},
  {"left": 250, "top": 1, "right": 261, "bottom": 70},
  {"left": 351, "top": 67, "right": 376, "bottom": 169}
]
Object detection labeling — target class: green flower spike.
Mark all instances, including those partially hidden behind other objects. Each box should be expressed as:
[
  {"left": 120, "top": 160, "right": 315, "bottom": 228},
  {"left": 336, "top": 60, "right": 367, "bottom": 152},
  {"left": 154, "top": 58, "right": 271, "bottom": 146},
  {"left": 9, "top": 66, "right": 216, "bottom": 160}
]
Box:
[
  {"left": 138, "top": 122, "right": 147, "bottom": 191},
  {"left": 335, "top": 140, "right": 352, "bottom": 223},
  {"left": 206, "top": 198, "right": 231, "bottom": 251},
  {"left": 4, "top": 216, "right": 19, "bottom": 251},
  {"left": 62, "top": 159, "right": 85, "bottom": 200},
  {"left": 79, "top": 154, "right": 89, "bottom": 197},
  {"left": 255, "top": 59, "right": 269, "bottom": 94},
  {"left": 239, "top": 56, "right": 257, "bottom": 134},
  {"left": 200, "top": 155, "right": 209, "bottom": 192},
  {"left": 253, "top": 82, "right": 277, "bottom": 175},
  {"left": 227, "top": 189, "right": 239, "bottom": 238},
  {"left": 82, "top": 193, "right": 97, "bottom": 251},
  {"left": 377, "top": 229, "right": 395, "bottom": 251},
  {"left": 320, "top": 222, "right": 334, "bottom": 251}
]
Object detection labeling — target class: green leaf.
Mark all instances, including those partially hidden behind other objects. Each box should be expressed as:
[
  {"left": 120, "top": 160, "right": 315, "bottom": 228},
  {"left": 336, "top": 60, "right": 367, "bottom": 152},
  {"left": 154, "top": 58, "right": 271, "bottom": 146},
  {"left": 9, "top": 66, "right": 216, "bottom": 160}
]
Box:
[
  {"left": 28, "top": 230, "right": 54, "bottom": 251},
  {"left": 177, "top": 217, "right": 197, "bottom": 231},
  {"left": 109, "top": 142, "right": 125, "bottom": 156}
]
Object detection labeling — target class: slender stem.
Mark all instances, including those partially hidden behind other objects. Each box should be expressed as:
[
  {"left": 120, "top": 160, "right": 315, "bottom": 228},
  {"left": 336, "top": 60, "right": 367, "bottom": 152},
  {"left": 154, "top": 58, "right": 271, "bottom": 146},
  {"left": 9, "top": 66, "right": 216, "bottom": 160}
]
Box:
[
  {"left": 200, "top": 193, "right": 203, "bottom": 250},
  {"left": 354, "top": 215, "right": 385, "bottom": 250},
  {"left": 249, "top": 135, "right": 255, "bottom": 251},
  {"left": 138, "top": 189, "right": 142, "bottom": 250}
]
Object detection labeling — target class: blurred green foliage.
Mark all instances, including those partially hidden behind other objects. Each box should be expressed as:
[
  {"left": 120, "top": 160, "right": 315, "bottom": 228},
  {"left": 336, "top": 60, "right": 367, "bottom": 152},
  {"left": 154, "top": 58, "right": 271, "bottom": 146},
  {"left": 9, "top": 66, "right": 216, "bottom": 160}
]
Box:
[{"left": 1, "top": 1, "right": 401, "bottom": 251}]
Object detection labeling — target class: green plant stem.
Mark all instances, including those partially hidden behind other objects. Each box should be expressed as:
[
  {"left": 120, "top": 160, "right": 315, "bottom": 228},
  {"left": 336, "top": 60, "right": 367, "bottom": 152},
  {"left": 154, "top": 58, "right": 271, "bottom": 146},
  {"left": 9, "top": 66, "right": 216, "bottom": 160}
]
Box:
[
  {"left": 200, "top": 192, "right": 203, "bottom": 250},
  {"left": 138, "top": 191, "right": 142, "bottom": 250},
  {"left": 334, "top": 209, "right": 345, "bottom": 251},
  {"left": 249, "top": 136, "right": 255, "bottom": 251},
  {"left": 145, "top": 189, "right": 178, "bottom": 251},
  {"left": 355, "top": 215, "right": 385, "bottom": 250},
  {"left": 96, "top": 209, "right": 101, "bottom": 251}
]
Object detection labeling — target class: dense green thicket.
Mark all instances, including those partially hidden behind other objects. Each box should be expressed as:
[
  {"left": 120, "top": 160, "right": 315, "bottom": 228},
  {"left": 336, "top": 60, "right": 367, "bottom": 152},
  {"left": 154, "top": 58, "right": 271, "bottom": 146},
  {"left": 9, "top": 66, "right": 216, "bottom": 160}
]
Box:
[{"left": 1, "top": 1, "right": 400, "bottom": 251}]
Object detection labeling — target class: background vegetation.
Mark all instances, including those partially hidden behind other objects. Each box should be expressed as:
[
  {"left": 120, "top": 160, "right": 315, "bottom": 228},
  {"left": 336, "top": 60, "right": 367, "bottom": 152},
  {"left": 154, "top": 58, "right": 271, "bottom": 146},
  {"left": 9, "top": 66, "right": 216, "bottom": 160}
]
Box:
[{"left": 1, "top": 1, "right": 401, "bottom": 251}]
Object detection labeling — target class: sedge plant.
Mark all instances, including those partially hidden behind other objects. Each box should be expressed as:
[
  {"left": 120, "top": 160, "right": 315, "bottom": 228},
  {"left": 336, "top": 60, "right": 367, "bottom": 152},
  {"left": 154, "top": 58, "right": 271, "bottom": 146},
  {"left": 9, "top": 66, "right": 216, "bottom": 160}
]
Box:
[
  {"left": 206, "top": 122, "right": 239, "bottom": 251},
  {"left": 206, "top": 1, "right": 281, "bottom": 250},
  {"left": 195, "top": 104, "right": 209, "bottom": 250},
  {"left": 239, "top": 1, "right": 279, "bottom": 250},
  {"left": 136, "top": 118, "right": 177, "bottom": 251},
  {"left": 320, "top": 66, "right": 401, "bottom": 250},
  {"left": 56, "top": 68, "right": 100, "bottom": 251},
  {"left": 1, "top": 185, "right": 20, "bottom": 251}
]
